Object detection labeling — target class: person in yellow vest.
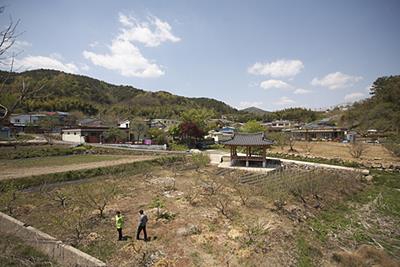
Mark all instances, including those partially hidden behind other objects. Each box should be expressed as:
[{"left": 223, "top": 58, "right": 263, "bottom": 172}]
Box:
[{"left": 115, "top": 211, "right": 124, "bottom": 241}]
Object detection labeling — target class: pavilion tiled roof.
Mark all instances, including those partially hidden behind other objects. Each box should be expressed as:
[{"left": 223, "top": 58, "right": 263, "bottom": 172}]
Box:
[{"left": 224, "top": 132, "right": 273, "bottom": 146}]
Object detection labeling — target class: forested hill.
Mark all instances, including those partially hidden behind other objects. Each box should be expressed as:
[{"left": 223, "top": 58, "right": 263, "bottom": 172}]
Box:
[
  {"left": 339, "top": 75, "right": 400, "bottom": 134},
  {"left": 0, "top": 69, "right": 238, "bottom": 118}
]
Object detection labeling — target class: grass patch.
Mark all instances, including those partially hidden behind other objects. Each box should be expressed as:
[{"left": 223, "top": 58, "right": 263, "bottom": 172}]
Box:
[
  {"left": 79, "top": 240, "right": 116, "bottom": 262},
  {"left": 0, "top": 233, "right": 59, "bottom": 266},
  {"left": 297, "top": 236, "right": 314, "bottom": 267},
  {"left": 354, "top": 171, "right": 400, "bottom": 218},
  {"left": 0, "top": 145, "right": 78, "bottom": 160},
  {"left": 307, "top": 170, "right": 400, "bottom": 260},
  {"left": 0, "top": 154, "right": 126, "bottom": 169},
  {"left": 309, "top": 203, "right": 355, "bottom": 242}
]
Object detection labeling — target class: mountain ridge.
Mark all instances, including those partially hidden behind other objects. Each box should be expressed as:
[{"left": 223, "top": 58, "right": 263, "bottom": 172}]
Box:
[{"left": 0, "top": 69, "right": 238, "bottom": 118}]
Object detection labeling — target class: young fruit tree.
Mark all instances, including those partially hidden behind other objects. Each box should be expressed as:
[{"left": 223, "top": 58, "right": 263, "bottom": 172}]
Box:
[{"left": 75, "top": 182, "right": 117, "bottom": 218}]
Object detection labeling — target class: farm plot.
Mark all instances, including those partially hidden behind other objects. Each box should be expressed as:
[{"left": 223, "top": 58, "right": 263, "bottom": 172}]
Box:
[
  {"left": 1, "top": 155, "right": 398, "bottom": 267},
  {"left": 0, "top": 154, "right": 155, "bottom": 180},
  {"left": 269, "top": 141, "right": 398, "bottom": 165}
]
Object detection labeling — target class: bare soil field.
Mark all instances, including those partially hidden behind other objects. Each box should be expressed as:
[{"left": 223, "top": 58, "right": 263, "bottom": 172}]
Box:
[
  {"left": 0, "top": 155, "right": 156, "bottom": 180},
  {"left": 270, "top": 141, "right": 399, "bottom": 165},
  {"left": 3, "top": 157, "right": 399, "bottom": 267}
]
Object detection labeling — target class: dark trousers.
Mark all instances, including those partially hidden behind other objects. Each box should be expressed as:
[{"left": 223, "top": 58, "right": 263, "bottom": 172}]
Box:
[
  {"left": 117, "top": 228, "right": 123, "bottom": 240},
  {"left": 136, "top": 225, "right": 147, "bottom": 241}
]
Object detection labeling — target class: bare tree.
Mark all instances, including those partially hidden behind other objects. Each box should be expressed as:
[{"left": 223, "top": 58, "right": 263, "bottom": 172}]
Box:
[
  {"left": 200, "top": 177, "right": 223, "bottom": 196},
  {"left": 0, "top": 6, "right": 21, "bottom": 121},
  {"left": 209, "top": 193, "right": 234, "bottom": 220},
  {"left": 47, "top": 189, "right": 69, "bottom": 208},
  {"left": 0, "top": 6, "right": 21, "bottom": 60},
  {"left": 75, "top": 183, "right": 117, "bottom": 218},
  {"left": 304, "top": 141, "right": 312, "bottom": 154},
  {"left": 184, "top": 183, "right": 201, "bottom": 206},
  {"left": 53, "top": 207, "right": 88, "bottom": 246},
  {"left": 288, "top": 136, "right": 296, "bottom": 152},
  {"left": 0, "top": 7, "right": 48, "bottom": 124},
  {"left": 348, "top": 142, "right": 366, "bottom": 159},
  {"left": 233, "top": 183, "right": 251, "bottom": 206}
]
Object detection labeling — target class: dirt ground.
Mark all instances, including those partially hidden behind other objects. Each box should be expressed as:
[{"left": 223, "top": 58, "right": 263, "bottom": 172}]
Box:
[
  {"left": 7, "top": 158, "right": 399, "bottom": 267},
  {"left": 270, "top": 141, "right": 399, "bottom": 165},
  {"left": 0, "top": 155, "right": 156, "bottom": 180}
]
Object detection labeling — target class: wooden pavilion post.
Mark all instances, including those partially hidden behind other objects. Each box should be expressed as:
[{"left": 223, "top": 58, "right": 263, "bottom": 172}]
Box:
[
  {"left": 262, "top": 146, "right": 266, "bottom": 168},
  {"left": 246, "top": 146, "right": 250, "bottom": 167}
]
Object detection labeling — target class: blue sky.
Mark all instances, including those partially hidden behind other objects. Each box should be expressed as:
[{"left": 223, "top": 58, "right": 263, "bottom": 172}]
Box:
[{"left": 1, "top": 0, "right": 399, "bottom": 111}]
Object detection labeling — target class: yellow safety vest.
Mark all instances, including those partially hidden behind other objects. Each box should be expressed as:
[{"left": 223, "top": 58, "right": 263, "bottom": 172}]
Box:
[{"left": 115, "top": 215, "right": 124, "bottom": 229}]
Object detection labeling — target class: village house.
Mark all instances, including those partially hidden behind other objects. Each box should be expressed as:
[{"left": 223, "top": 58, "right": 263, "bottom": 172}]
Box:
[
  {"left": 61, "top": 127, "right": 111, "bottom": 143},
  {"left": 10, "top": 113, "right": 47, "bottom": 128},
  {"left": 206, "top": 126, "right": 236, "bottom": 144},
  {"left": 150, "top": 118, "right": 180, "bottom": 130},
  {"left": 118, "top": 119, "right": 130, "bottom": 129},
  {"left": 262, "top": 120, "right": 296, "bottom": 132}
]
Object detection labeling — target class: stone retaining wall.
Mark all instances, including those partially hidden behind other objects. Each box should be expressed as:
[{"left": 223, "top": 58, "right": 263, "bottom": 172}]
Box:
[
  {"left": 0, "top": 212, "right": 106, "bottom": 267},
  {"left": 275, "top": 157, "right": 369, "bottom": 174}
]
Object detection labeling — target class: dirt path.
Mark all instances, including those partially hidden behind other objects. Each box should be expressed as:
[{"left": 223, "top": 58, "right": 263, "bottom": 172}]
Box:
[{"left": 0, "top": 156, "right": 157, "bottom": 180}]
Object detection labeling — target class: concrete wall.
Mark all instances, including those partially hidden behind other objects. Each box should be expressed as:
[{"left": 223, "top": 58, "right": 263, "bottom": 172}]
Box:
[
  {"left": 62, "top": 132, "right": 85, "bottom": 143},
  {"left": 0, "top": 212, "right": 106, "bottom": 267}
]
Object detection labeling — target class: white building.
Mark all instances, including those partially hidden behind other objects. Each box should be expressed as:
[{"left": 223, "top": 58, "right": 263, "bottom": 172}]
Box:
[
  {"left": 118, "top": 120, "right": 130, "bottom": 129},
  {"left": 61, "top": 127, "right": 110, "bottom": 143},
  {"left": 207, "top": 130, "right": 234, "bottom": 143}
]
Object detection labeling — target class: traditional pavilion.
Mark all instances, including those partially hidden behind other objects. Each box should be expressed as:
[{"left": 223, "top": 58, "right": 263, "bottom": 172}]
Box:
[{"left": 224, "top": 132, "right": 273, "bottom": 168}]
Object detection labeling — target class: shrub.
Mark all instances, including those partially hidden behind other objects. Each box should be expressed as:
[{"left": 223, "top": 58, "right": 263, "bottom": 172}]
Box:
[
  {"left": 191, "top": 153, "right": 210, "bottom": 170},
  {"left": 149, "top": 196, "right": 166, "bottom": 219},
  {"left": 169, "top": 142, "right": 189, "bottom": 151}
]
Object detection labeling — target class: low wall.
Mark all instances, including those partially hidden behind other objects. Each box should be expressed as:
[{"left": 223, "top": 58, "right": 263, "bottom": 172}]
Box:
[
  {"left": 272, "top": 157, "right": 369, "bottom": 174},
  {"left": 0, "top": 212, "right": 106, "bottom": 267}
]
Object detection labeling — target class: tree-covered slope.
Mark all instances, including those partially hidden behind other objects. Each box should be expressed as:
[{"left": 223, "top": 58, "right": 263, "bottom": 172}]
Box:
[
  {"left": 339, "top": 75, "right": 400, "bottom": 134},
  {"left": 0, "top": 69, "right": 238, "bottom": 118}
]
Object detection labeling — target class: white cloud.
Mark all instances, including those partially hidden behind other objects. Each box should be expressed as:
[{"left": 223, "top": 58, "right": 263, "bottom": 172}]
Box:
[
  {"left": 247, "top": 81, "right": 259, "bottom": 88},
  {"left": 84, "top": 13, "right": 180, "bottom": 78},
  {"left": 293, "top": 88, "right": 311, "bottom": 94},
  {"left": 89, "top": 41, "right": 99, "bottom": 48},
  {"left": 14, "top": 40, "right": 32, "bottom": 49},
  {"left": 118, "top": 13, "right": 181, "bottom": 47},
  {"left": 344, "top": 92, "right": 365, "bottom": 102},
  {"left": 274, "top": 96, "right": 295, "bottom": 106},
  {"left": 14, "top": 55, "right": 79, "bottom": 73},
  {"left": 311, "top": 72, "right": 362, "bottom": 90},
  {"left": 79, "top": 63, "right": 90, "bottom": 71},
  {"left": 248, "top": 59, "right": 304, "bottom": 78},
  {"left": 238, "top": 101, "right": 263, "bottom": 109},
  {"left": 84, "top": 39, "right": 164, "bottom": 78},
  {"left": 1, "top": 40, "right": 31, "bottom": 57},
  {"left": 260, "top": 79, "right": 292, "bottom": 90}
]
